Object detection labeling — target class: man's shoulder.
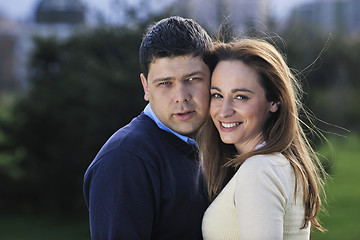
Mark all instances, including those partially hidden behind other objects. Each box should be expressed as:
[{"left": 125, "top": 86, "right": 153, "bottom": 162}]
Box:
[
  {"left": 112, "top": 112, "right": 172, "bottom": 147},
  {"left": 92, "top": 113, "right": 181, "bottom": 163},
  {"left": 84, "top": 114, "right": 158, "bottom": 173},
  {"left": 112, "top": 113, "right": 157, "bottom": 142},
  {"left": 84, "top": 112, "right": 194, "bottom": 179}
]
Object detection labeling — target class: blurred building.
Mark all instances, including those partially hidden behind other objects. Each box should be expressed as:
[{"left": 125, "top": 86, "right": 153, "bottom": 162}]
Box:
[
  {"left": 36, "top": 0, "right": 84, "bottom": 24},
  {"left": 0, "top": 14, "right": 22, "bottom": 88},
  {"left": 290, "top": 0, "right": 360, "bottom": 38},
  {"left": 0, "top": 0, "right": 87, "bottom": 89},
  {"left": 34, "top": 0, "right": 86, "bottom": 38},
  {"left": 176, "top": 0, "right": 270, "bottom": 34}
]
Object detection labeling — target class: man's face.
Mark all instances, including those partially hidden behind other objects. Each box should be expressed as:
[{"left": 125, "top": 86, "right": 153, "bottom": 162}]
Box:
[{"left": 141, "top": 55, "right": 210, "bottom": 136}]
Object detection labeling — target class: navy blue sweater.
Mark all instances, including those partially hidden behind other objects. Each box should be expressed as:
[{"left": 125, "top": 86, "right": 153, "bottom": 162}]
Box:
[{"left": 83, "top": 113, "right": 209, "bottom": 239}]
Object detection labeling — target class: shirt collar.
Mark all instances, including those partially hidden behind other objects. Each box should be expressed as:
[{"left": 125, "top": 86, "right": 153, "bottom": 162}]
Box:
[
  {"left": 143, "top": 104, "right": 197, "bottom": 146},
  {"left": 255, "top": 141, "right": 266, "bottom": 150}
]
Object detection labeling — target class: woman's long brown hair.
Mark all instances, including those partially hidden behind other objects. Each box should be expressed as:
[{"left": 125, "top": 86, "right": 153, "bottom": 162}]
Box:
[{"left": 198, "top": 38, "right": 327, "bottom": 231}]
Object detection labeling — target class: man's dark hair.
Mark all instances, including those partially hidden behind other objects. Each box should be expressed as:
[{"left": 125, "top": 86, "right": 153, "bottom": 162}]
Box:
[{"left": 139, "top": 16, "right": 212, "bottom": 78}]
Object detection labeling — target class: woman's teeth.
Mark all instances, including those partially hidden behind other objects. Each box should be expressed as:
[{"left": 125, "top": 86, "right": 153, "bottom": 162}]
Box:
[{"left": 221, "top": 122, "right": 240, "bottom": 128}]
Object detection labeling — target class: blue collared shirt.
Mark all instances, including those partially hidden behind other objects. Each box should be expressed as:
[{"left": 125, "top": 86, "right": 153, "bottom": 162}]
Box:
[{"left": 143, "top": 104, "right": 197, "bottom": 146}]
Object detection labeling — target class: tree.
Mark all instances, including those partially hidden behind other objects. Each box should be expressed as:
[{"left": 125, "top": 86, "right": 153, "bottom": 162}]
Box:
[{"left": 0, "top": 26, "right": 147, "bottom": 213}]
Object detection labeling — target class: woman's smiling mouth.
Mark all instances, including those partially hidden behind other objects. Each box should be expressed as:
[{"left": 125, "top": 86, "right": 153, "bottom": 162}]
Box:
[{"left": 219, "top": 121, "right": 241, "bottom": 131}]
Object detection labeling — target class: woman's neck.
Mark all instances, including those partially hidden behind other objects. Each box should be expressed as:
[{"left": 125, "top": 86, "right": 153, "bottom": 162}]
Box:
[{"left": 235, "top": 134, "right": 264, "bottom": 154}]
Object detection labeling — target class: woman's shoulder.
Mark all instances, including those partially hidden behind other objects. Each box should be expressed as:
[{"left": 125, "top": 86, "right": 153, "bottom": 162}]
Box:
[
  {"left": 236, "top": 153, "right": 293, "bottom": 182},
  {"left": 235, "top": 153, "right": 296, "bottom": 200},
  {"left": 242, "top": 153, "right": 289, "bottom": 169}
]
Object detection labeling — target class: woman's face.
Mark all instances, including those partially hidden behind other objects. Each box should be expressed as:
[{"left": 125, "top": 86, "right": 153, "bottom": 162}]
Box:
[{"left": 210, "top": 60, "right": 278, "bottom": 154}]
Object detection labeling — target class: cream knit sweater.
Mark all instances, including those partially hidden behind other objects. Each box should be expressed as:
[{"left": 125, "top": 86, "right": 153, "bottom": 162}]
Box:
[{"left": 202, "top": 153, "right": 310, "bottom": 240}]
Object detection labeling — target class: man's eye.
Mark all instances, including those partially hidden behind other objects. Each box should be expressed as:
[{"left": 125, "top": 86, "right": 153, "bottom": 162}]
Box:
[
  {"left": 158, "top": 81, "right": 171, "bottom": 86},
  {"left": 188, "top": 77, "right": 200, "bottom": 81},
  {"left": 236, "top": 95, "right": 248, "bottom": 100}
]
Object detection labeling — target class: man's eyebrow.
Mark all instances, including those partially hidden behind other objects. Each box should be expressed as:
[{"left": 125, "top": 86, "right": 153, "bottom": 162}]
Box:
[
  {"left": 152, "top": 71, "right": 206, "bottom": 83},
  {"left": 152, "top": 77, "right": 174, "bottom": 83},
  {"left": 184, "top": 71, "right": 206, "bottom": 78}
]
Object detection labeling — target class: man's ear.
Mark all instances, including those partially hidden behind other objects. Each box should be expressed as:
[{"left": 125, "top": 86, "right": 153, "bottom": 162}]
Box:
[
  {"left": 140, "top": 73, "right": 150, "bottom": 101},
  {"left": 269, "top": 101, "right": 280, "bottom": 113}
]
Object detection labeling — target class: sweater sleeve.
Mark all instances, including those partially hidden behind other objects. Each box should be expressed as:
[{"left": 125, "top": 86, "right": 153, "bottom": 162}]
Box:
[
  {"left": 234, "top": 155, "right": 291, "bottom": 240},
  {"left": 83, "top": 147, "right": 159, "bottom": 240}
]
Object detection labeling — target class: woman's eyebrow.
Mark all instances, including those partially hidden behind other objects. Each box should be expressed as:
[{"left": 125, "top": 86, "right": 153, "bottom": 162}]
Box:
[
  {"left": 210, "top": 86, "right": 254, "bottom": 94},
  {"left": 232, "top": 88, "right": 254, "bottom": 94}
]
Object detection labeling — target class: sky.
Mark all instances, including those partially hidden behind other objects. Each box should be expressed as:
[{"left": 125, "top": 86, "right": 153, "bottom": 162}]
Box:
[{"left": 0, "top": 0, "right": 314, "bottom": 23}]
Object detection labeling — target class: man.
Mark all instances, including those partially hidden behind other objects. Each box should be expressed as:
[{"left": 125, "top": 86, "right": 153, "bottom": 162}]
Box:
[{"left": 83, "top": 16, "right": 212, "bottom": 239}]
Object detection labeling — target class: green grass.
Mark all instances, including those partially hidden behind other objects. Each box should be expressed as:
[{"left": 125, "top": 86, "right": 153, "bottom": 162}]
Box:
[
  {"left": 0, "top": 134, "right": 358, "bottom": 239},
  {"left": 311, "top": 134, "right": 360, "bottom": 240},
  {"left": 0, "top": 214, "right": 90, "bottom": 240}
]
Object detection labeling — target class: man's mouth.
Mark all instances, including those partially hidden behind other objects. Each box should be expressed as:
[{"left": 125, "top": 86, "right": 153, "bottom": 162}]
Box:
[{"left": 175, "top": 111, "right": 194, "bottom": 120}]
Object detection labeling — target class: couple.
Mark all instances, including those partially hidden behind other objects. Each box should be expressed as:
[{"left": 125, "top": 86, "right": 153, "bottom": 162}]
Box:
[{"left": 83, "top": 16, "right": 325, "bottom": 239}]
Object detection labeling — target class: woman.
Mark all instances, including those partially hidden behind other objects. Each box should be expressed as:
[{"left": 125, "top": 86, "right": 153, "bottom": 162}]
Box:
[{"left": 199, "top": 39, "right": 327, "bottom": 239}]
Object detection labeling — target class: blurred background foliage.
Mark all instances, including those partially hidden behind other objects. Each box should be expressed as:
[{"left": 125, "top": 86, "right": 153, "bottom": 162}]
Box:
[
  {"left": 0, "top": 8, "right": 359, "bottom": 240},
  {"left": 0, "top": 25, "right": 147, "bottom": 214}
]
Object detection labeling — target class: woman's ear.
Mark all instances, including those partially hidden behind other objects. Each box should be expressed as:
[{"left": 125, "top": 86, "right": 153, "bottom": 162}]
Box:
[{"left": 269, "top": 101, "right": 280, "bottom": 113}]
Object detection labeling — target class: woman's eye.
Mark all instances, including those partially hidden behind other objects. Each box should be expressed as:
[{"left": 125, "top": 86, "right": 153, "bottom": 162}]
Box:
[{"left": 211, "top": 93, "right": 222, "bottom": 98}]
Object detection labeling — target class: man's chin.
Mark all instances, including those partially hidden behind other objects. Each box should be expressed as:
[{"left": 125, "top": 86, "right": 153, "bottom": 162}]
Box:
[
  {"left": 168, "top": 120, "right": 205, "bottom": 137},
  {"left": 175, "top": 127, "right": 199, "bottom": 138}
]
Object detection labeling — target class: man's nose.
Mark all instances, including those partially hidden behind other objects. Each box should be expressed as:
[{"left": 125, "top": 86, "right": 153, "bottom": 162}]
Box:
[{"left": 175, "top": 84, "right": 190, "bottom": 103}]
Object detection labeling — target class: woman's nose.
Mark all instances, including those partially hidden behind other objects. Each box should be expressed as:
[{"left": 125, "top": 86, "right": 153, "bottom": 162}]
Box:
[{"left": 219, "top": 98, "right": 235, "bottom": 118}]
